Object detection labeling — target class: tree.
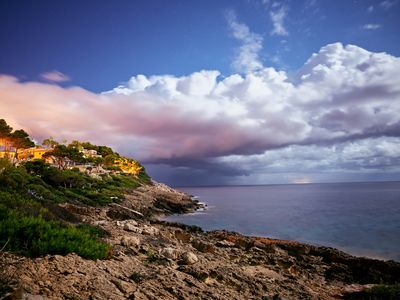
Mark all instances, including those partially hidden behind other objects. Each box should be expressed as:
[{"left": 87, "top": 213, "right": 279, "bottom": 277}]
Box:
[
  {"left": 42, "top": 145, "right": 85, "bottom": 169},
  {"left": 24, "top": 159, "right": 51, "bottom": 175},
  {"left": 104, "top": 153, "right": 119, "bottom": 166},
  {"left": 0, "top": 119, "right": 12, "bottom": 138},
  {"left": 42, "top": 137, "right": 58, "bottom": 149},
  {"left": 86, "top": 156, "right": 104, "bottom": 166},
  {"left": 81, "top": 142, "right": 97, "bottom": 150},
  {"left": 68, "top": 140, "right": 84, "bottom": 151},
  {"left": 0, "top": 158, "right": 12, "bottom": 174},
  {"left": 97, "top": 146, "right": 113, "bottom": 157},
  {"left": 11, "top": 129, "right": 35, "bottom": 159},
  {"left": 0, "top": 119, "right": 13, "bottom": 152}
]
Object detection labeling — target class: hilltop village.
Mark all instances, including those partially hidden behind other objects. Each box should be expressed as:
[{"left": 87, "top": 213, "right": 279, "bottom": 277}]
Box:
[{"left": 0, "top": 119, "right": 143, "bottom": 178}]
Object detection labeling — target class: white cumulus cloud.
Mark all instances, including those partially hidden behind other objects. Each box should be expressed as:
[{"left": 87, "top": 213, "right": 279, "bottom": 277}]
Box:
[{"left": 1, "top": 43, "right": 400, "bottom": 184}]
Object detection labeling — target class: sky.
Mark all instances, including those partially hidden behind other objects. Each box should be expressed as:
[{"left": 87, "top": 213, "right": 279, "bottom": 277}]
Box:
[{"left": 1, "top": 0, "right": 400, "bottom": 186}]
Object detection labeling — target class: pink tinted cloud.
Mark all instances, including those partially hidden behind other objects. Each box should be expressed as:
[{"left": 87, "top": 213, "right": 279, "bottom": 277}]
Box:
[
  {"left": 1, "top": 43, "right": 399, "bottom": 166},
  {"left": 40, "top": 70, "right": 70, "bottom": 83}
]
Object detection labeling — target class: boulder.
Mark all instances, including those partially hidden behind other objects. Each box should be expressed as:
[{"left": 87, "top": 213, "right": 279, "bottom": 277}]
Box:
[
  {"left": 123, "top": 223, "right": 142, "bottom": 233},
  {"left": 120, "top": 236, "right": 140, "bottom": 247},
  {"left": 180, "top": 251, "right": 198, "bottom": 265},
  {"left": 93, "top": 220, "right": 108, "bottom": 226},
  {"left": 175, "top": 230, "right": 191, "bottom": 243},
  {"left": 192, "top": 240, "right": 216, "bottom": 254},
  {"left": 117, "top": 220, "right": 138, "bottom": 227},
  {"left": 160, "top": 247, "right": 180, "bottom": 260},
  {"left": 142, "top": 226, "right": 159, "bottom": 236},
  {"left": 216, "top": 240, "right": 235, "bottom": 248}
]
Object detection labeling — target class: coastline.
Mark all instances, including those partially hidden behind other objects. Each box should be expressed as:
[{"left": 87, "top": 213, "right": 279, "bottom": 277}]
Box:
[
  {"left": 168, "top": 183, "right": 400, "bottom": 263},
  {"left": 3, "top": 182, "right": 400, "bottom": 299}
]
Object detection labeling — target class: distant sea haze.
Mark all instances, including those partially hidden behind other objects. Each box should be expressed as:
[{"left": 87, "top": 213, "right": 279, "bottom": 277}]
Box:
[{"left": 165, "top": 182, "right": 400, "bottom": 261}]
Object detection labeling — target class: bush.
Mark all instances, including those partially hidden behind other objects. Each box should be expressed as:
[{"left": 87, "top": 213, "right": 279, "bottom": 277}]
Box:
[{"left": 0, "top": 208, "right": 109, "bottom": 260}]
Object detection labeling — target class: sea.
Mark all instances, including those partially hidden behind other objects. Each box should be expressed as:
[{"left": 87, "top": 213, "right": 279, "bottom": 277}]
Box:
[{"left": 164, "top": 181, "right": 400, "bottom": 261}]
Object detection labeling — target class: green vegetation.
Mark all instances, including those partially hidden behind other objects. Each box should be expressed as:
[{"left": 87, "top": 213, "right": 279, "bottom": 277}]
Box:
[
  {"left": 0, "top": 208, "right": 110, "bottom": 259},
  {"left": 0, "top": 157, "right": 150, "bottom": 259},
  {"left": 0, "top": 119, "right": 152, "bottom": 260}
]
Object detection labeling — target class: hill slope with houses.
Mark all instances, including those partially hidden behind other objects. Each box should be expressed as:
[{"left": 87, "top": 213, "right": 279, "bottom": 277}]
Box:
[{"left": 0, "top": 119, "right": 144, "bottom": 178}]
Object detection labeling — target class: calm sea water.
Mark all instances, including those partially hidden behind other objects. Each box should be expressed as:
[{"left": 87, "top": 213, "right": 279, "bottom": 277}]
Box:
[{"left": 164, "top": 182, "right": 400, "bottom": 261}]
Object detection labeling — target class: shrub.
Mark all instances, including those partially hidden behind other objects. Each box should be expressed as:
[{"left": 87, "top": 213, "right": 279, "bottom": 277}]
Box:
[{"left": 0, "top": 208, "right": 110, "bottom": 260}]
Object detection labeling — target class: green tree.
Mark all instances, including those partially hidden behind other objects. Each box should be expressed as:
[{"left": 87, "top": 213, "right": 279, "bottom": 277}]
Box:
[
  {"left": 42, "top": 145, "right": 85, "bottom": 169},
  {"left": 86, "top": 156, "right": 105, "bottom": 166},
  {"left": 104, "top": 153, "right": 119, "bottom": 166},
  {"left": 42, "top": 137, "right": 58, "bottom": 149},
  {"left": 0, "top": 119, "right": 12, "bottom": 138},
  {"left": 81, "top": 142, "right": 97, "bottom": 150},
  {"left": 68, "top": 140, "right": 84, "bottom": 151},
  {"left": 97, "top": 146, "right": 114, "bottom": 157},
  {"left": 24, "top": 159, "right": 51, "bottom": 175},
  {"left": 11, "top": 129, "right": 35, "bottom": 159},
  {"left": 0, "top": 158, "right": 12, "bottom": 174},
  {"left": 0, "top": 119, "right": 13, "bottom": 153}
]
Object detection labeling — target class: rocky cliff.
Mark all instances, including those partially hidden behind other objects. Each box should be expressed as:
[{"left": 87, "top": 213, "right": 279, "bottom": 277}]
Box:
[{"left": 2, "top": 182, "right": 400, "bottom": 300}]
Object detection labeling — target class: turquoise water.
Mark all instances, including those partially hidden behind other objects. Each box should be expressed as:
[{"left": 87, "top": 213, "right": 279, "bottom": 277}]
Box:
[{"left": 164, "top": 182, "right": 400, "bottom": 261}]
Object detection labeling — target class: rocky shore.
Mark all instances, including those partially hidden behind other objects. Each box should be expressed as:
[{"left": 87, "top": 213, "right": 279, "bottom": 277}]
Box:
[{"left": 2, "top": 182, "right": 400, "bottom": 299}]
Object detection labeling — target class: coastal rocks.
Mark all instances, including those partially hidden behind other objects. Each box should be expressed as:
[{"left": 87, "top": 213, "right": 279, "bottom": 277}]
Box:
[
  {"left": 158, "top": 248, "right": 198, "bottom": 265},
  {"left": 123, "top": 223, "right": 142, "bottom": 233},
  {"left": 120, "top": 236, "right": 140, "bottom": 247},
  {"left": 175, "top": 230, "right": 192, "bottom": 243},
  {"left": 142, "top": 225, "right": 159, "bottom": 236},
  {"left": 93, "top": 220, "right": 108, "bottom": 226},
  {"left": 242, "top": 265, "right": 284, "bottom": 281},
  {"left": 116, "top": 220, "right": 138, "bottom": 227},
  {"left": 116, "top": 220, "right": 143, "bottom": 233},
  {"left": 216, "top": 240, "right": 235, "bottom": 248},
  {"left": 107, "top": 203, "right": 143, "bottom": 220},
  {"left": 342, "top": 283, "right": 376, "bottom": 295},
  {"left": 160, "top": 247, "right": 180, "bottom": 260},
  {"left": 180, "top": 251, "right": 198, "bottom": 265},
  {"left": 192, "top": 240, "right": 216, "bottom": 254}
]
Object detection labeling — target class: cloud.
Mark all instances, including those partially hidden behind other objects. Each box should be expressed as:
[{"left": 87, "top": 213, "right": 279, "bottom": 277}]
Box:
[
  {"left": 214, "top": 136, "right": 400, "bottom": 185},
  {"left": 362, "top": 24, "right": 382, "bottom": 30},
  {"left": 270, "top": 5, "right": 289, "bottom": 36},
  {"left": 218, "top": 137, "right": 400, "bottom": 174},
  {"left": 380, "top": 0, "right": 398, "bottom": 9},
  {"left": 226, "top": 11, "right": 263, "bottom": 73},
  {"left": 367, "top": 5, "right": 374, "bottom": 13},
  {"left": 40, "top": 70, "right": 70, "bottom": 83},
  {"left": 1, "top": 43, "right": 400, "bottom": 184}
]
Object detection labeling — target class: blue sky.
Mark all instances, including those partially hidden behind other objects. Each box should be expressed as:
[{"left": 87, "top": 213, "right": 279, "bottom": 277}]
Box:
[
  {"left": 1, "top": 0, "right": 400, "bottom": 186},
  {"left": 1, "top": 0, "right": 399, "bottom": 91}
]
